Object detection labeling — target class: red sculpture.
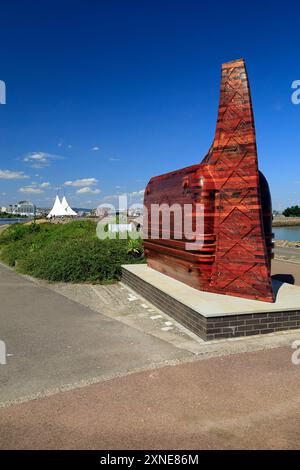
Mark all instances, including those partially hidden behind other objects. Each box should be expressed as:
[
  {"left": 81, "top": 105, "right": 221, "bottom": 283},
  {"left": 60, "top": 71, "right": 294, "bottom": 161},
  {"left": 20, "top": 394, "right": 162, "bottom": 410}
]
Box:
[{"left": 143, "top": 59, "right": 274, "bottom": 302}]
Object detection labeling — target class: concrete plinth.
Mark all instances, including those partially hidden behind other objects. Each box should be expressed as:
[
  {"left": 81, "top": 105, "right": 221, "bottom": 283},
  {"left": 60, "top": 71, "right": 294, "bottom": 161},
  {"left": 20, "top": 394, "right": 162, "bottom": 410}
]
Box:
[{"left": 122, "top": 264, "right": 300, "bottom": 341}]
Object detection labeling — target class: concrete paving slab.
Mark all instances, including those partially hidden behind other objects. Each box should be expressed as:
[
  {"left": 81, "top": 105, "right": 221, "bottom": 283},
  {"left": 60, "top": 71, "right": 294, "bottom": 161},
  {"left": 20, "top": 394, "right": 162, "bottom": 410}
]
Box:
[
  {"left": 122, "top": 264, "right": 300, "bottom": 316},
  {"left": 44, "top": 267, "right": 300, "bottom": 356}
]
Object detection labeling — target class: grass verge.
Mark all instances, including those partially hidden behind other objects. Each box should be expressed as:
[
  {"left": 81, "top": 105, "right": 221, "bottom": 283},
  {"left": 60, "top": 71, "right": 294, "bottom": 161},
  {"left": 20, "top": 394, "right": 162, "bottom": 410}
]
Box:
[{"left": 0, "top": 220, "right": 144, "bottom": 283}]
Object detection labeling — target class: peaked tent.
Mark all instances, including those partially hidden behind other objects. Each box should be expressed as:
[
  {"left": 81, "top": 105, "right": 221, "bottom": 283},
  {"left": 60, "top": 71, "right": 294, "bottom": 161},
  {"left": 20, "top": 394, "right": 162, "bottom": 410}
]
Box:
[
  {"left": 47, "top": 196, "right": 68, "bottom": 218},
  {"left": 61, "top": 196, "right": 78, "bottom": 216}
]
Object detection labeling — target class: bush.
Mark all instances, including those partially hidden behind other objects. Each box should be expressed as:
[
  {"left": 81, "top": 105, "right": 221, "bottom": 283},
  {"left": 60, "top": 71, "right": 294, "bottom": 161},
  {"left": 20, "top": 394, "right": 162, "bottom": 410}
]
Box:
[
  {"left": 282, "top": 205, "right": 300, "bottom": 217},
  {"left": 1, "top": 222, "right": 40, "bottom": 242},
  {"left": 0, "top": 221, "right": 144, "bottom": 282}
]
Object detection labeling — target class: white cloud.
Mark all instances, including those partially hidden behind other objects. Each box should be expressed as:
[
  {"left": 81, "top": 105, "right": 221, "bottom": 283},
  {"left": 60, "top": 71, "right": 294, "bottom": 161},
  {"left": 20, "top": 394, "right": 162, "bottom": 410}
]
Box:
[
  {"left": 18, "top": 181, "right": 51, "bottom": 193},
  {"left": 23, "top": 152, "right": 64, "bottom": 168},
  {"left": 103, "top": 189, "right": 145, "bottom": 203},
  {"left": 103, "top": 193, "right": 126, "bottom": 201},
  {"left": 19, "top": 186, "right": 44, "bottom": 194},
  {"left": 131, "top": 189, "right": 145, "bottom": 197},
  {"left": 64, "top": 178, "right": 98, "bottom": 187},
  {"left": 76, "top": 187, "right": 101, "bottom": 194},
  {"left": 91, "top": 146, "right": 100, "bottom": 151},
  {"left": 0, "top": 169, "right": 28, "bottom": 179},
  {"left": 109, "top": 157, "right": 120, "bottom": 161}
]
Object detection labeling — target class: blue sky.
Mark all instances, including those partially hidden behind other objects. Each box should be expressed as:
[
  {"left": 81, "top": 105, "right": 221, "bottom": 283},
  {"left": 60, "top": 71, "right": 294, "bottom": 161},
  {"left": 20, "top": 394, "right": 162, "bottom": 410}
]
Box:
[{"left": 0, "top": 0, "right": 299, "bottom": 210}]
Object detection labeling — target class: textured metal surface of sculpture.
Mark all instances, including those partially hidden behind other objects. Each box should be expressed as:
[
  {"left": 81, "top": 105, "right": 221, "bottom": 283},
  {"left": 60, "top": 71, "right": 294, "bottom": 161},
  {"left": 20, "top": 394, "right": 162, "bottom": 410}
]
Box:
[{"left": 143, "top": 59, "right": 274, "bottom": 302}]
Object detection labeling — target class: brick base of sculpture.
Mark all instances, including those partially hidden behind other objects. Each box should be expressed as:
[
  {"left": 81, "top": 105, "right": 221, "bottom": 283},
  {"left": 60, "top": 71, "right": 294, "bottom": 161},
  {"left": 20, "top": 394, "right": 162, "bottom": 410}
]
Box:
[
  {"left": 122, "top": 265, "right": 300, "bottom": 340},
  {"left": 143, "top": 59, "right": 274, "bottom": 303}
]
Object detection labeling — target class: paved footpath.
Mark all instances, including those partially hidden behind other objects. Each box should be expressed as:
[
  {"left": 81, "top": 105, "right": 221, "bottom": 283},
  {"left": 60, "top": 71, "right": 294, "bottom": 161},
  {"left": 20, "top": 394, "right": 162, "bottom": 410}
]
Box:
[
  {"left": 272, "top": 258, "right": 300, "bottom": 285},
  {"left": 0, "top": 263, "right": 190, "bottom": 405},
  {"left": 275, "top": 246, "right": 300, "bottom": 264},
  {"left": 1, "top": 347, "right": 300, "bottom": 449},
  {"left": 1, "top": 261, "right": 300, "bottom": 449}
]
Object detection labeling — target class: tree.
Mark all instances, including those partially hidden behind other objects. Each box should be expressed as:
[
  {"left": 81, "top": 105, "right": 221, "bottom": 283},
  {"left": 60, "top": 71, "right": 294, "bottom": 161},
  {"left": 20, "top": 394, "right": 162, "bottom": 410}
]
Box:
[{"left": 282, "top": 205, "right": 300, "bottom": 217}]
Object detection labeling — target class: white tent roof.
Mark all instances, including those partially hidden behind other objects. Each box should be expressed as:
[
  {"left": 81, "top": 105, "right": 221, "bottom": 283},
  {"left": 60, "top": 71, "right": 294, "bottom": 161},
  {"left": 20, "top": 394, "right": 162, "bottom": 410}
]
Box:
[
  {"left": 61, "top": 196, "right": 78, "bottom": 216},
  {"left": 47, "top": 196, "right": 68, "bottom": 218}
]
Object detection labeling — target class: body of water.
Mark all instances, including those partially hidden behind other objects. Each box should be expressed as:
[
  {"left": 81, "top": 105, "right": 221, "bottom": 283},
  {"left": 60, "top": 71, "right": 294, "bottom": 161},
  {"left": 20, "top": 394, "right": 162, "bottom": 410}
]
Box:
[
  {"left": 273, "top": 226, "right": 300, "bottom": 242},
  {"left": 1, "top": 219, "right": 299, "bottom": 241},
  {"left": 0, "top": 218, "right": 29, "bottom": 225}
]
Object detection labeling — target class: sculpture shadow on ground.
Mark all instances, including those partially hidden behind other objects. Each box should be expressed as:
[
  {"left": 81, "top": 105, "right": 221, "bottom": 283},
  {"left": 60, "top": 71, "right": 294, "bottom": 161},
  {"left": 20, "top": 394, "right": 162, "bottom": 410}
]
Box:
[{"left": 271, "top": 274, "right": 295, "bottom": 300}]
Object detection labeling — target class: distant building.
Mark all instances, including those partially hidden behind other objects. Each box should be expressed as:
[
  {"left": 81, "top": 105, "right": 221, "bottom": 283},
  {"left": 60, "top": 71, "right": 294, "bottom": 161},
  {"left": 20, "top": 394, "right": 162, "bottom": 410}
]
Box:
[
  {"left": 61, "top": 196, "right": 78, "bottom": 216},
  {"left": 128, "top": 207, "right": 143, "bottom": 217},
  {"left": 14, "top": 201, "right": 36, "bottom": 216},
  {"left": 47, "top": 196, "right": 78, "bottom": 218},
  {"left": 95, "top": 206, "right": 114, "bottom": 218},
  {"left": 6, "top": 204, "right": 15, "bottom": 214}
]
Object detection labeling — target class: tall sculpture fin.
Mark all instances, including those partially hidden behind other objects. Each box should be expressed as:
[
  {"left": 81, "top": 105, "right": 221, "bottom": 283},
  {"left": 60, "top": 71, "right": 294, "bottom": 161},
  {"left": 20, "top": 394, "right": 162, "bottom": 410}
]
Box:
[
  {"left": 206, "top": 59, "right": 274, "bottom": 301},
  {"left": 144, "top": 59, "right": 274, "bottom": 303}
]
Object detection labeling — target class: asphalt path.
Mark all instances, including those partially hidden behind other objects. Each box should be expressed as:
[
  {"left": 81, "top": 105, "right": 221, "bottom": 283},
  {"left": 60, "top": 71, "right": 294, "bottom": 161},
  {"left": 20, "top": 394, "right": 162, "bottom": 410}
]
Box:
[
  {"left": 1, "top": 347, "right": 300, "bottom": 449},
  {"left": 0, "top": 259, "right": 300, "bottom": 449},
  {"left": 0, "top": 263, "right": 190, "bottom": 405}
]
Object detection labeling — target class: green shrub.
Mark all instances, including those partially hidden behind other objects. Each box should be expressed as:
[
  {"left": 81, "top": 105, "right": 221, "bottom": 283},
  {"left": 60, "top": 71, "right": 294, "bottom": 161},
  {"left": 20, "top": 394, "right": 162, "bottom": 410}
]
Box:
[
  {"left": 127, "top": 238, "right": 144, "bottom": 258},
  {"left": 0, "top": 222, "right": 40, "bottom": 243},
  {"left": 282, "top": 205, "right": 300, "bottom": 217},
  {"left": 0, "top": 220, "right": 145, "bottom": 282}
]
